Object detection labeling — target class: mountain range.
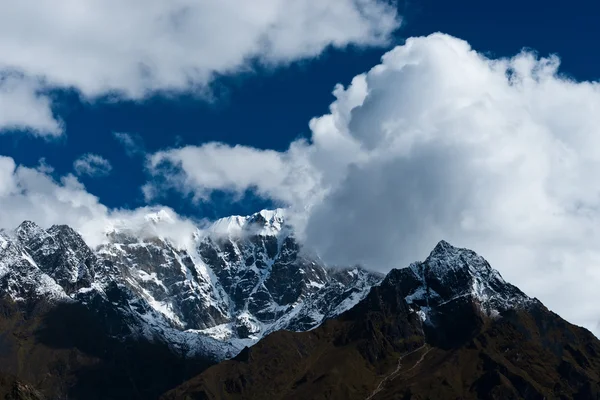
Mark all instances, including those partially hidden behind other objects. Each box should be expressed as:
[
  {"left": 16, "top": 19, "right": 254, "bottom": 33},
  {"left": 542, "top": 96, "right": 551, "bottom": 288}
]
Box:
[
  {"left": 0, "top": 210, "right": 598, "bottom": 399},
  {"left": 0, "top": 209, "right": 380, "bottom": 398}
]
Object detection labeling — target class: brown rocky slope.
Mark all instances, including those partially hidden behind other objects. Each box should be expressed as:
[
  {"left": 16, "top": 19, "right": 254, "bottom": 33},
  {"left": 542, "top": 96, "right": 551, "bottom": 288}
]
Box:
[
  {"left": 163, "top": 241, "right": 600, "bottom": 400},
  {"left": 0, "top": 297, "right": 213, "bottom": 400}
]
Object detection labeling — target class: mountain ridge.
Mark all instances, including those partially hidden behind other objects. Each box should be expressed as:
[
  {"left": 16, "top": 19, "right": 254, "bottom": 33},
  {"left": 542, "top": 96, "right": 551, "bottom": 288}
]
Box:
[
  {"left": 0, "top": 208, "right": 384, "bottom": 399},
  {"left": 0, "top": 209, "right": 383, "bottom": 359}
]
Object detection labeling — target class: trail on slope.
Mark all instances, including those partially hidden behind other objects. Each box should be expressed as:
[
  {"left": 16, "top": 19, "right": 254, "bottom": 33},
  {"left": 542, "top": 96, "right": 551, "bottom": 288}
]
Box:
[
  {"left": 365, "top": 344, "right": 429, "bottom": 400},
  {"left": 403, "top": 346, "right": 432, "bottom": 374}
]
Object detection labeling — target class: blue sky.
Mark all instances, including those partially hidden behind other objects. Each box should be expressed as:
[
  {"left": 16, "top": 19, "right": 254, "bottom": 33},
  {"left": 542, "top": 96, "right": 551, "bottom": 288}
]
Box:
[
  {"left": 1, "top": 0, "right": 600, "bottom": 334},
  {"left": 2, "top": 0, "right": 598, "bottom": 220}
]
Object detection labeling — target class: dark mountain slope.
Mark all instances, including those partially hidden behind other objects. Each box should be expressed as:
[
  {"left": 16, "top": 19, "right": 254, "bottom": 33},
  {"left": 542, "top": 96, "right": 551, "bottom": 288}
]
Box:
[
  {"left": 0, "top": 296, "right": 213, "bottom": 400},
  {"left": 0, "top": 372, "right": 44, "bottom": 400},
  {"left": 163, "top": 241, "right": 600, "bottom": 400}
]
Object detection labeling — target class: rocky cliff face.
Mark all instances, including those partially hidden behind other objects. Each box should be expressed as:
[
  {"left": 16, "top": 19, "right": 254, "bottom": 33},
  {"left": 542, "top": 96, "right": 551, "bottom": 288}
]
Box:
[
  {"left": 16, "top": 222, "right": 96, "bottom": 295},
  {"left": 0, "top": 209, "right": 382, "bottom": 360}
]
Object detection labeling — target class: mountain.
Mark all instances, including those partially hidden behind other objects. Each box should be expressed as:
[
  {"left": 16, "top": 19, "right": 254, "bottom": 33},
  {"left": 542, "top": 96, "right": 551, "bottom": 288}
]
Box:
[
  {"left": 164, "top": 241, "right": 600, "bottom": 400},
  {"left": 0, "top": 209, "right": 381, "bottom": 399},
  {"left": 3, "top": 212, "right": 598, "bottom": 400}
]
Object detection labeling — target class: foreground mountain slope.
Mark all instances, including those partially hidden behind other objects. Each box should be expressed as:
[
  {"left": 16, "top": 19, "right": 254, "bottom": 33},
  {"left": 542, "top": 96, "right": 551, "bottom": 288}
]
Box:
[
  {"left": 0, "top": 283, "right": 211, "bottom": 399},
  {"left": 0, "top": 372, "right": 44, "bottom": 400},
  {"left": 163, "top": 241, "right": 600, "bottom": 400}
]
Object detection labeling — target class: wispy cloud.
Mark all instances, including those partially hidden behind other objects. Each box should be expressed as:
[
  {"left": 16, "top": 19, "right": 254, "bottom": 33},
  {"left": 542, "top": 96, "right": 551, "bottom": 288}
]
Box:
[
  {"left": 73, "top": 153, "right": 112, "bottom": 177},
  {"left": 113, "top": 132, "right": 145, "bottom": 157}
]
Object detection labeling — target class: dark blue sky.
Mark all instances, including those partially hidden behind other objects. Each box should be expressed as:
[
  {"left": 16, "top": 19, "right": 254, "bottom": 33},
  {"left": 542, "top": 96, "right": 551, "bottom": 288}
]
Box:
[{"left": 2, "top": 0, "right": 598, "bottom": 220}]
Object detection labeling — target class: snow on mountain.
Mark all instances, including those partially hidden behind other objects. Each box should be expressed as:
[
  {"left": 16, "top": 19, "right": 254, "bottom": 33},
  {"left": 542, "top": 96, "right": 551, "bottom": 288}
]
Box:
[
  {"left": 388, "top": 240, "right": 535, "bottom": 325},
  {"left": 16, "top": 222, "right": 96, "bottom": 294},
  {"left": 0, "top": 228, "right": 67, "bottom": 302},
  {"left": 0, "top": 209, "right": 382, "bottom": 361}
]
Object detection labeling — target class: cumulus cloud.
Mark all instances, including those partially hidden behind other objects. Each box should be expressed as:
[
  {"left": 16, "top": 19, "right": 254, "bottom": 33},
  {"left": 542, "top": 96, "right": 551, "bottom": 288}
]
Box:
[
  {"left": 0, "top": 155, "right": 198, "bottom": 249},
  {"left": 0, "top": 0, "right": 400, "bottom": 135},
  {"left": 73, "top": 153, "right": 113, "bottom": 177},
  {"left": 147, "top": 33, "right": 600, "bottom": 335}
]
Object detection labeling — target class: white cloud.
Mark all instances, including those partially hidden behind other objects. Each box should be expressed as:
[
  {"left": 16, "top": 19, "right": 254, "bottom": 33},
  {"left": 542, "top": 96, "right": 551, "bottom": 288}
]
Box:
[
  {"left": 0, "top": 155, "right": 198, "bottom": 249},
  {"left": 0, "top": 74, "right": 62, "bottom": 136},
  {"left": 113, "top": 132, "right": 145, "bottom": 157},
  {"left": 147, "top": 33, "right": 600, "bottom": 336},
  {"left": 73, "top": 153, "right": 113, "bottom": 177},
  {"left": 0, "top": 0, "right": 400, "bottom": 135},
  {"left": 146, "top": 142, "right": 321, "bottom": 206}
]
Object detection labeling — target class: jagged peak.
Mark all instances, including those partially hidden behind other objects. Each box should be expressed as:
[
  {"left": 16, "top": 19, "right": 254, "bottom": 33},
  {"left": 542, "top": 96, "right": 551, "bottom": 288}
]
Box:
[
  {"left": 17, "top": 220, "right": 41, "bottom": 230},
  {"left": 15, "top": 220, "right": 47, "bottom": 244},
  {"left": 101, "top": 208, "right": 200, "bottom": 250},
  {"left": 48, "top": 224, "right": 79, "bottom": 235},
  {"left": 427, "top": 240, "right": 477, "bottom": 260},
  {"left": 429, "top": 239, "right": 454, "bottom": 255},
  {"left": 46, "top": 224, "right": 91, "bottom": 250},
  {"left": 144, "top": 209, "right": 176, "bottom": 224},
  {"left": 254, "top": 208, "right": 285, "bottom": 222},
  {"left": 424, "top": 240, "right": 492, "bottom": 276},
  {"left": 14, "top": 221, "right": 86, "bottom": 244},
  {"left": 387, "top": 241, "right": 532, "bottom": 324}
]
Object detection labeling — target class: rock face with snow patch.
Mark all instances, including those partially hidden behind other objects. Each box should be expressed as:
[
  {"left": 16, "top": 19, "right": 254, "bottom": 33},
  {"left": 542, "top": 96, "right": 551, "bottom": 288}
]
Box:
[
  {"left": 387, "top": 240, "right": 533, "bottom": 347},
  {"left": 0, "top": 229, "right": 67, "bottom": 302},
  {"left": 0, "top": 209, "right": 382, "bottom": 360},
  {"left": 16, "top": 222, "right": 96, "bottom": 294},
  {"left": 195, "top": 210, "right": 381, "bottom": 340}
]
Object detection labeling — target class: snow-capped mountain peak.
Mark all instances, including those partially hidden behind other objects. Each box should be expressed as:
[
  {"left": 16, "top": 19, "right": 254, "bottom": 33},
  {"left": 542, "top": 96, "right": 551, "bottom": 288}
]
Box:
[
  {"left": 0, "top": 209, "right": 381, "bottom": 361},
  {"left": 387, "top": 240, "right": 533, "bottom": 325},
  {"left": 103, "top": 208, "right": 200, "bottom": 251},
  {"left": 0, "top": 217, "right": 544, "bottom": 368},
  {"left": 421, "top": 240, "right": 505, "bottom": 286}
]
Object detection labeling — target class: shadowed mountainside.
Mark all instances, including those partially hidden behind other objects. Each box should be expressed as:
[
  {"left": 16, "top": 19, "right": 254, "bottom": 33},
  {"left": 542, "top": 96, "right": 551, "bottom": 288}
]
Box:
[{"left": 0, "top": 297, "right": 213, "bottom": 400}]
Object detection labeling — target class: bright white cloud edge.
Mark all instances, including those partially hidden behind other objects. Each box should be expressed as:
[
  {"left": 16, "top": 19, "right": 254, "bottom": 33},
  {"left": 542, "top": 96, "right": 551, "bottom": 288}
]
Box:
[{"left": 0, "top": 0, "right": 399, "bottom": 136}]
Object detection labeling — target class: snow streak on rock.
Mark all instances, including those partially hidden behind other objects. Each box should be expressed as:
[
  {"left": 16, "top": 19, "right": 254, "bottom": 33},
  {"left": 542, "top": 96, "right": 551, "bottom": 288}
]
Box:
[{"left": 0, "top": 210, "right": 381, "bottom": 360}]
